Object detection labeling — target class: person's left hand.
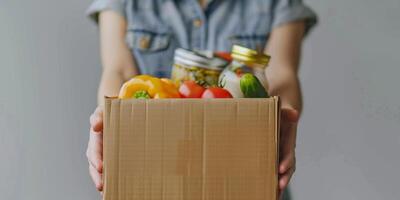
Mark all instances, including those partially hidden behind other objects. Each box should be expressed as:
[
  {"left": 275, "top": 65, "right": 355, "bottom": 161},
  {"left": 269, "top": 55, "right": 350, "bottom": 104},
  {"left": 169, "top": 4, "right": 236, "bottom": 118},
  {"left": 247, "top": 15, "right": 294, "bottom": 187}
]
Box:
[{"left": 278, "top": 108, "right": 299, "bottom": 199}]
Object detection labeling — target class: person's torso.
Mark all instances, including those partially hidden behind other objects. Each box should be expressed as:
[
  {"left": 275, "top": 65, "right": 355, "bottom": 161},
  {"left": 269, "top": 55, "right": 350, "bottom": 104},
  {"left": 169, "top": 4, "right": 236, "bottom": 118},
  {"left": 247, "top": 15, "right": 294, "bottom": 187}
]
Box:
[{"left": 124, "top": 0, "right": 275, "bottom": 77}]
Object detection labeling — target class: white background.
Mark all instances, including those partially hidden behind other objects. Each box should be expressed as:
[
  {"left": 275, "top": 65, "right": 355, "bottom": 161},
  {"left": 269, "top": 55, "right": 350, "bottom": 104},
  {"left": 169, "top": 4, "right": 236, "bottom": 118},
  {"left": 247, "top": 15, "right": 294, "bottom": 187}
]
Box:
[{"left": 1, "top": 0, "right": 399, "bottom": 199}]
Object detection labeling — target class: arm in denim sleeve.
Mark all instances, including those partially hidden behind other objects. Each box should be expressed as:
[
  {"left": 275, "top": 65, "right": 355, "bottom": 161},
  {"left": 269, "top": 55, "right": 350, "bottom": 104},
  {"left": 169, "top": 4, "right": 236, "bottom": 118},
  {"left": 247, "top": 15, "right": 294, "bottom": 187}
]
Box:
[
  {"left": 86, "top": 0, "right": 126, "bottom": 23},
  {"left": 272, "top": 0, "right": 317, "bottom": 36}
]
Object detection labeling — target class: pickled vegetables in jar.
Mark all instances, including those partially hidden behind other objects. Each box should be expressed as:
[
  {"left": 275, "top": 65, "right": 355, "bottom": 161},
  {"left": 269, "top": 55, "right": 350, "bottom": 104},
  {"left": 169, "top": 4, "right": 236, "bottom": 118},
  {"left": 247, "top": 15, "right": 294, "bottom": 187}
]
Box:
[
  {"left": 171, "top": 48, "right": 227, "bottom": 87},
  {"left": 219, "top": 45, "right": 271, "bottom": 98}
]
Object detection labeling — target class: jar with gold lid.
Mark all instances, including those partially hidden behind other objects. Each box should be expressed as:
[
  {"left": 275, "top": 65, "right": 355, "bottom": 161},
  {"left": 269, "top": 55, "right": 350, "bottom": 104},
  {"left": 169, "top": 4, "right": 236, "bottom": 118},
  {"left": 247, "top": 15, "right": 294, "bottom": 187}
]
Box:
[{"left": 219, "top": 45, "right": 271, "bottom": 98}]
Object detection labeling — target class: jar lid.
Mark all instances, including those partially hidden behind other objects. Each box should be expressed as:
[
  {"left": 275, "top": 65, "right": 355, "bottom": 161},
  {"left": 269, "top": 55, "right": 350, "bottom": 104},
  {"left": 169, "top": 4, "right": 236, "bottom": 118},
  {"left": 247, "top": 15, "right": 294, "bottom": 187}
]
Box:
[
  {"left": 174, "top": 48, "right": 227, "bottom": 70},
  {"left": 175, "top": 48, "right": 210, "bottom": 65},
  {"left": 231, "top": 45, "right": 271, "bottom": 66}
]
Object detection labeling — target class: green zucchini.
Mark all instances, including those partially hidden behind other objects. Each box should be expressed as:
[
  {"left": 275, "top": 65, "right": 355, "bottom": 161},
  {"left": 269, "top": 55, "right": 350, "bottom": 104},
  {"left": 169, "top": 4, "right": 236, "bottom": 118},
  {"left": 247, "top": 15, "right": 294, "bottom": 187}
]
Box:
[{"left": 240, "top": 73, "right": 269, "bottom": 98}]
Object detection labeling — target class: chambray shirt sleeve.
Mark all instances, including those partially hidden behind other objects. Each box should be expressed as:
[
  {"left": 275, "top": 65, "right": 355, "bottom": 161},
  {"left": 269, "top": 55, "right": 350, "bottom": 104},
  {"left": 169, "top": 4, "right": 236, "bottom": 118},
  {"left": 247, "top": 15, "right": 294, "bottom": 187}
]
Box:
[
  {"left": 86, "top": 0, "right": 126, "bottom": 23},
  {"left": 272, "top": 0, "right": 317, "bottom": 36}
]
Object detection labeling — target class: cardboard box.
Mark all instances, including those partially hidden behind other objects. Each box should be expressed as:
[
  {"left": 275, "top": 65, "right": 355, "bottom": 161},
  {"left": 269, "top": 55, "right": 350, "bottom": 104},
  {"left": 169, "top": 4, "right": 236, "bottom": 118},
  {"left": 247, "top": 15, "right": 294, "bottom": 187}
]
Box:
[{"left": 103, "top": 97, "right": 280, "bottom": 200}]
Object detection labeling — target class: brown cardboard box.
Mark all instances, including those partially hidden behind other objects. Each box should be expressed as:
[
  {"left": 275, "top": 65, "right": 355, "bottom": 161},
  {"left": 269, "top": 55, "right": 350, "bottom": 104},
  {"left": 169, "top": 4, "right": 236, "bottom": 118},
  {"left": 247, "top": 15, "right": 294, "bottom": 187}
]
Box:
[{"left": 103, "top": 97, "right": 280, "bottom": 200}]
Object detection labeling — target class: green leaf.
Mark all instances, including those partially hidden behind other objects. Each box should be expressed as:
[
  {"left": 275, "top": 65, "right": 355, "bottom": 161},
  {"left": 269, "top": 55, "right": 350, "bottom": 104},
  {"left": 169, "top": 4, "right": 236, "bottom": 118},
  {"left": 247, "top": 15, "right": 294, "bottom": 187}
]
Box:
[{"left": 133, "top": 90, "right": 151, "bottom": 99}]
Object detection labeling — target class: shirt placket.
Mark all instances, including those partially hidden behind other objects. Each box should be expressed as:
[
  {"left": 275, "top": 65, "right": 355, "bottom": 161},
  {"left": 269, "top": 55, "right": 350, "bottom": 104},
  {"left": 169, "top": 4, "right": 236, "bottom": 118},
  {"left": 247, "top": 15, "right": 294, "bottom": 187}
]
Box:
[{"left": 186, "top": 0, "right": 207, "bottom": 50}]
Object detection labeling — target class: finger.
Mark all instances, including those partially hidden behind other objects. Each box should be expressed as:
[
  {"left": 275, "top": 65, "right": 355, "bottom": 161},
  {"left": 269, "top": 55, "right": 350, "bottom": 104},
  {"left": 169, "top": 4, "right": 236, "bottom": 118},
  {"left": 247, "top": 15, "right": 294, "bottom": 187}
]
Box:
[
  {"left": 90, "top": 108, "right": 103, "bottom": 132},
  {"left": 280, "top": 122, "right": 298, "bottom": 154},
  {"left": 281, "top": 108, "right": 299, "bottom": 123},
  {"left": 279, "top": 166, "right": 295, "bottom": 190},
  {"left": 90, "top": 116, "right": 103, "bottom": 133},
  {"left": 279, "top": 152, "right": 295, "bottom": 174},
  {"left": 89, "top": 164, "right": 103, "bottom": 191},
  {"left": 87, "top": 128, "right": 103, "bottom": 173}
]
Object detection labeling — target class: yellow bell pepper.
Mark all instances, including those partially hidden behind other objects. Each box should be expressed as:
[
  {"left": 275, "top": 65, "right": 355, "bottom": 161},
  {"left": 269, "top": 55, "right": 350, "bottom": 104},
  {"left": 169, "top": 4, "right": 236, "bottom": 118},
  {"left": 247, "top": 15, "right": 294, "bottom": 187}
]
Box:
[{"left": 118, "top": 75, "right": 180, "bottom": 99}]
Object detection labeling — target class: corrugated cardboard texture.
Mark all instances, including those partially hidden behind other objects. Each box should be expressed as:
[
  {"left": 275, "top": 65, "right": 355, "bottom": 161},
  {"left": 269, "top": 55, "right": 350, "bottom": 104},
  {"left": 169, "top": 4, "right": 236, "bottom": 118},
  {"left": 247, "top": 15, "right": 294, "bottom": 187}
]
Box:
[{"left": 104, "top": 97, "right": 280, "bottom": 200}]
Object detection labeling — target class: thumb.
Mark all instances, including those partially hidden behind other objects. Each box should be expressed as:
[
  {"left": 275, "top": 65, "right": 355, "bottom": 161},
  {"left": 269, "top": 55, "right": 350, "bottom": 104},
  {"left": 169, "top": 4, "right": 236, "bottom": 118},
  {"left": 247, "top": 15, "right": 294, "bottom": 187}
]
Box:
[{"left": 281, "top": 108, "right": 299, "bottom": 123}]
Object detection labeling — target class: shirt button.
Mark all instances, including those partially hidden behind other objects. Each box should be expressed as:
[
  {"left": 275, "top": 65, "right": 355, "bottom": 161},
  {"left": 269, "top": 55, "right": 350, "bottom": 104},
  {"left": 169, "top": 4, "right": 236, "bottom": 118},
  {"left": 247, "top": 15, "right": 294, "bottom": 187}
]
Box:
[
  {"left": 139, "top": 37, "right": 150, "bottom": 49},
  {"left": 193, "top": 19, "right": 203, "bottom": 27}
]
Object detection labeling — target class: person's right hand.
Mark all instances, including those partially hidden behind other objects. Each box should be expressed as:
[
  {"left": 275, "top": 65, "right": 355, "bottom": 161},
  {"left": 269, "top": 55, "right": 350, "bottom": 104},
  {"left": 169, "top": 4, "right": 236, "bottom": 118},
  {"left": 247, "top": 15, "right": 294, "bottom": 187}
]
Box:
[{"left": 87, "top": 106, "right": 104, "bottom": 192}]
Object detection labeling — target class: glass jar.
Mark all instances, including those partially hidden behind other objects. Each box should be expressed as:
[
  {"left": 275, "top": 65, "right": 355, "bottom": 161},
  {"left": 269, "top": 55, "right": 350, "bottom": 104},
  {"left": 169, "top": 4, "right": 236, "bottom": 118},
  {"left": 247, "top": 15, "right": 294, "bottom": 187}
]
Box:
[
  {"left": 171, "top": 48, "right": 227, "bottom": 87},
  {"left": 219, "top": 45, "right": 271, "bottom": 98}
]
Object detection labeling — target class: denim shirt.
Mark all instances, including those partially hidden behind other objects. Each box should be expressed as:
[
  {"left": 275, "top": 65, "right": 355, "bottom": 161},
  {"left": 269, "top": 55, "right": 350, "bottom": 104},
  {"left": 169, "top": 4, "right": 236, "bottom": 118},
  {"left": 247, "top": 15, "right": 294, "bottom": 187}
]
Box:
[{"left": 87, "top": 0, "right": 317, "bottom": 78}]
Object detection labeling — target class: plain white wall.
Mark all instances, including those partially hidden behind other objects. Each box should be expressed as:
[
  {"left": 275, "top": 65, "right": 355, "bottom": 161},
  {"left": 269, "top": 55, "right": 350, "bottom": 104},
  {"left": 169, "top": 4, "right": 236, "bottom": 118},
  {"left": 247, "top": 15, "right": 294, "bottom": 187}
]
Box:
[
  {"left": 293, "top": 0, "right": 400, "bottom": 199},
  {"left": 0, "top": 0, "right": 100, "bottom": 199},
  {"left": 0, "top": 0, "right": 399, "bottom": 200}
]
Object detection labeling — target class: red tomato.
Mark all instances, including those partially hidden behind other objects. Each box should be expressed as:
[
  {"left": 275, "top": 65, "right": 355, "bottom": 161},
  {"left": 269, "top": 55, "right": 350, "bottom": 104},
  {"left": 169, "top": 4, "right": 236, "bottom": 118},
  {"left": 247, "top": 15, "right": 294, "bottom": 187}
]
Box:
[
  {"left": 201, "top": 87, "right": 233, "bottom": 99},
  {"left": 215, "top": 52, "right": 233, "bottom": 62},
  {"left": 179, "top": 81, "right": 206, "bottom": 98}
]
